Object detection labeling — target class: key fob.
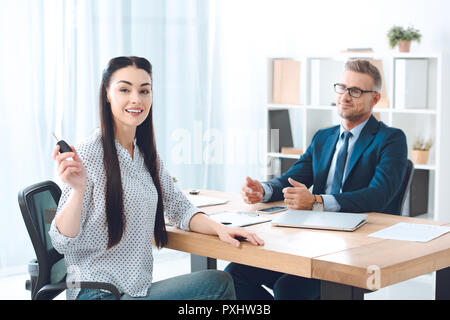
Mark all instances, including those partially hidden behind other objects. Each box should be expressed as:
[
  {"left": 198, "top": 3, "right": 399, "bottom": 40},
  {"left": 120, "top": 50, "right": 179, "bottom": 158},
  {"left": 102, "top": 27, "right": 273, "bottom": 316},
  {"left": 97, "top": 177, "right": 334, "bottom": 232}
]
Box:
[{"left": 57, "top": 140, "right": 72, "bottom": 153}]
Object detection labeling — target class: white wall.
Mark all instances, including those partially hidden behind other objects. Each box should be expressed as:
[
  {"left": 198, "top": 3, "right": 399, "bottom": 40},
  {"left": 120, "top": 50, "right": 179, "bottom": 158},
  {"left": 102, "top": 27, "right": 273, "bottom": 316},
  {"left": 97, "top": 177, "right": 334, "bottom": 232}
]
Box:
[{"left": 217, "top": 0, "right": 450, "bottom": 56}]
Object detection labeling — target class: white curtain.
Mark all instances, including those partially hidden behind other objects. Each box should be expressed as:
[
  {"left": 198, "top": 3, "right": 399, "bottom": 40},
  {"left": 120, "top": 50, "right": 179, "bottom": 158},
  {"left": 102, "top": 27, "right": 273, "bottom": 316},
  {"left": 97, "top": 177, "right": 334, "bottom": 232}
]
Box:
[{"left": 0, "top": 0, "right": 228, "bottom": 275}]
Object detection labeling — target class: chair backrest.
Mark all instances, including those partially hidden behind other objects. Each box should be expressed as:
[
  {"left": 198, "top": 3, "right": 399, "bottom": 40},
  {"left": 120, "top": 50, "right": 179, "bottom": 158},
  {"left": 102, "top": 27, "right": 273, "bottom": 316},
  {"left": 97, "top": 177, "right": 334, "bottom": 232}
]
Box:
[
  {"left": 18, "top": 180, "right": 67, "bottom": 299},
  {"left": 392, "top": 159, "right": 414, "bottom": 215},
  {"left": 384, "top": 159, "right": 414, "bottom": 215},
  {"left": 399, "top": 159, "right": 415, "bottom": 215}
]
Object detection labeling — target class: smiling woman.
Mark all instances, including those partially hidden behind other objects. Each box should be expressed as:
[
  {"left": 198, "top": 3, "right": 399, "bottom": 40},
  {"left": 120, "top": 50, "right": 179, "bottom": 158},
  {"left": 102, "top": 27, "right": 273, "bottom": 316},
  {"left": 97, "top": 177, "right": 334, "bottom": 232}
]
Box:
[
  {"left": 47, "top": 56, "right": 263, "bottom": 300},
  {"left": 98, "top": 56, "right": 163, "bottom": 248}
]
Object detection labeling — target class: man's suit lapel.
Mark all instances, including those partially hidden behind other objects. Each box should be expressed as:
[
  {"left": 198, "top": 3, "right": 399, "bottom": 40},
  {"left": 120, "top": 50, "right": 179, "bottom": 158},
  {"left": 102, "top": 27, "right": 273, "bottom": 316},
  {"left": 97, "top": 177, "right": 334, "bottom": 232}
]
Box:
[
  {"left": 315, "top": 127, "right": 340, "bottom": 192},
  {"left": 343, "top": 115, "right": 379, "bottom": 186}
]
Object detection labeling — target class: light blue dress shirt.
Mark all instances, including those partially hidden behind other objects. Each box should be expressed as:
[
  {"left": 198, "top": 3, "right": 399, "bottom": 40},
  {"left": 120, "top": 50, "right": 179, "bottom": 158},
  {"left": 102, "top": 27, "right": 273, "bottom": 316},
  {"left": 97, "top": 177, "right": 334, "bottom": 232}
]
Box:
[{"left": 262, "top": 118, "right": 370, "bottom": 211}]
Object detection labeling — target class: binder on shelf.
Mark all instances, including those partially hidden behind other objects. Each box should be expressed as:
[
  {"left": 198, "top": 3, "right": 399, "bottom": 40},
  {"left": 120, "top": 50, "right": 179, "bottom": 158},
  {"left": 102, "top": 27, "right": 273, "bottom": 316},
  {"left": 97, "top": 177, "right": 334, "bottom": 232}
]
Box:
[
  {"left": 310, "top": 59, "right": 344, "bottom": 106},
  {"left": 367, "top": 59, "right": 389, "bottom": 109},
  {"left": 281, "top": 147, "right": 303, "bottom": 155},
  {"left": 272, "top": 59, "right": 300, "bottom": 105},
  {"left": 268, "top": 109, "right": 293, "bottom": 153},
  {"left": 408, "top": 169, "right": 429, "bottom": 217},
  {"left": 394, "top": 59, "right": 428, "bottom": 109},
  {"left": 340, "top": 48, "right": 374, "bottom": 53}
]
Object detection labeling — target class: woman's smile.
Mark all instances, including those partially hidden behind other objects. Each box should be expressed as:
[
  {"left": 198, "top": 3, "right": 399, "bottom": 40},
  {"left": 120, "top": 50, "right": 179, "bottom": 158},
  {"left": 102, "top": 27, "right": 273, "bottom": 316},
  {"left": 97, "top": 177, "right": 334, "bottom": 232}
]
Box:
[{"left": 125, "top": 107, "right": 144, "bottom": 116}]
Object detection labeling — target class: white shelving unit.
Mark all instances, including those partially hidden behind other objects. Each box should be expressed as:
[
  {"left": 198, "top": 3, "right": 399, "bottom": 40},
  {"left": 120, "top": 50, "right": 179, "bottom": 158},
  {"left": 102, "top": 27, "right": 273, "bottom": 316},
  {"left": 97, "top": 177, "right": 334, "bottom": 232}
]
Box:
[{"left": 265, "top": 53, "right": 450, "bottom": 221}]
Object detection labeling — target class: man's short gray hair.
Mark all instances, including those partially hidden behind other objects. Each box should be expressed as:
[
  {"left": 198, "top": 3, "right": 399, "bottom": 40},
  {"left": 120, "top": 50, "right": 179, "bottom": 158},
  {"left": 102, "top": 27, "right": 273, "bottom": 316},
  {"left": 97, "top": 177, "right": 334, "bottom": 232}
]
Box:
[{"left": 344, "top": 59, "right": 382, "bottom": 91}]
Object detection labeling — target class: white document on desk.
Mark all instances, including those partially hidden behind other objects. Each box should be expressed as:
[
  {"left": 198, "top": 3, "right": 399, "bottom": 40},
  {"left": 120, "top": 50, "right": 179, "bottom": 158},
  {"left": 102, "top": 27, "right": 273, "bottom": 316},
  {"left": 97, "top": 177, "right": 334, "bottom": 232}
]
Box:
[
  {"left": 186, "top": 195, "right": 228, "bottom": 207},
  {"left": 368, "top": 222, "right": 450, "bottom": 243},
  {"left": 208, "top": 211, "right": 271, "bottom": 227}
]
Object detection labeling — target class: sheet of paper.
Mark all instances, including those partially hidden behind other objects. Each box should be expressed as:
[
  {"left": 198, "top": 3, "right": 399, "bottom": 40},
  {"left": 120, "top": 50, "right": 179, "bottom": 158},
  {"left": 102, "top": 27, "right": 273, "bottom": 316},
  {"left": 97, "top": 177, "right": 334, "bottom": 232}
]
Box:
[
  {"left": 368, "top": 222, "right": 450, "bottom": 243},
  {"left": 186, "top": 195, "right": 228, "bottom": 207},
  {"left": 208, "top": 211, "right": 271, "bottom": 227}
]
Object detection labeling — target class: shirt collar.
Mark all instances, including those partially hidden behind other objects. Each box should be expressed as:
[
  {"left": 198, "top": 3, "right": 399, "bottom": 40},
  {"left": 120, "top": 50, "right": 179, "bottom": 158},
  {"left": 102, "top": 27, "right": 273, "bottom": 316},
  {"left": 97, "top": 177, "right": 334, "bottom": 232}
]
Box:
[
  {"left": 339, "top": 117, "right": 370, "bottom": 141},
  {"left": 114, "top": 137, "right": 138, "bottom": 161},
  {"left": 114, "top": 137, "right": 137, "bottom": 149}
]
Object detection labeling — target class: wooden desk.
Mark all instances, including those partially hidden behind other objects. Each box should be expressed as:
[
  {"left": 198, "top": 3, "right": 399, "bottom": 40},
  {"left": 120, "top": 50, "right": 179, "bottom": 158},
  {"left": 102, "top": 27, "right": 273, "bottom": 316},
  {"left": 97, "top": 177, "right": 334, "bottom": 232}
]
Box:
[{"left": 165, "top": 190, "right": 450, "bottom": 300}]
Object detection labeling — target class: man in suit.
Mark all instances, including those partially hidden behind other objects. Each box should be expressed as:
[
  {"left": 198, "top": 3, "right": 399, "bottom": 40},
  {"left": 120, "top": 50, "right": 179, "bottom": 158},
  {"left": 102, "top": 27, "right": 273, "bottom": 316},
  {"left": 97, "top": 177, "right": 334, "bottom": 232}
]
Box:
[{"left": 225, "top": 59, "right": 408, "bottom": 300}]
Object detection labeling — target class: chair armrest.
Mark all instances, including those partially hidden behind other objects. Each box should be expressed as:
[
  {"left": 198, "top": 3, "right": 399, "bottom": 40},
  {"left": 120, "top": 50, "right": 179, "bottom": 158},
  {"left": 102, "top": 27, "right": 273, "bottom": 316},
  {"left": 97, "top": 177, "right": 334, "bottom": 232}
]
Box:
[
  {"left": 35, "top": 282, "right": 67, "bottom": 300},
  {"left": 26, "top": 259, "right": 39, "bottom": 296},
  {"left": 77, "top": 281, "right": 121, "bottom": 300},
  {"left": 35, "top": 281, "right": 121, "bottom": 300}
]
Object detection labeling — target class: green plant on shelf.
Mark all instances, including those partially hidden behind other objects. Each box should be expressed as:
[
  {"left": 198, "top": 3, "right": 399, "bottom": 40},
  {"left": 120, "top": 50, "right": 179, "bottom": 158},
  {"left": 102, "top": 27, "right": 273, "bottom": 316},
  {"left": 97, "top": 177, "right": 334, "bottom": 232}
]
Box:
[
  {"left": 413, "top": 137, "right": 433, "bottom": 151},
  {"left": 387, "top": 25, "right": 422, "bottom": 48}
]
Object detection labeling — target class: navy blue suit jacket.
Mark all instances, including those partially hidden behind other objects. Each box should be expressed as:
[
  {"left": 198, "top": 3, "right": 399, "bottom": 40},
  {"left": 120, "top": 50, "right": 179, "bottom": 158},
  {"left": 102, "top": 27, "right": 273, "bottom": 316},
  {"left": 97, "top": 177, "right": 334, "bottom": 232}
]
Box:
[{"left": 265, "top": 115, "right": 408, "bottom": 215}]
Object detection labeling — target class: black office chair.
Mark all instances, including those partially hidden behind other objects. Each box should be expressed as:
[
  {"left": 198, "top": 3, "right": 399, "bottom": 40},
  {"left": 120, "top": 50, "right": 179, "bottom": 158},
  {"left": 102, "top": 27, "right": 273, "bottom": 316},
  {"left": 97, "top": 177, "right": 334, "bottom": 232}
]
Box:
[
  {"left": 384, "top": 159, "right": 414, "bottom": 215},
  {"left": 398, "top": 159, "right": 415, "bottom": 215},
  {"left": 18, "top": 180, "right": 120, "bottom": 300}
]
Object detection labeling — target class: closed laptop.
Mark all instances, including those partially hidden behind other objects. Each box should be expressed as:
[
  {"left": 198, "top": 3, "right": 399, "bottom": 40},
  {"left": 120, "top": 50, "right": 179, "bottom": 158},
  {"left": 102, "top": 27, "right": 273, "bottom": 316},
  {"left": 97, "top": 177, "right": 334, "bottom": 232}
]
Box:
[{"left": 271, "top": 210, "right": 368, "bottom": 232}]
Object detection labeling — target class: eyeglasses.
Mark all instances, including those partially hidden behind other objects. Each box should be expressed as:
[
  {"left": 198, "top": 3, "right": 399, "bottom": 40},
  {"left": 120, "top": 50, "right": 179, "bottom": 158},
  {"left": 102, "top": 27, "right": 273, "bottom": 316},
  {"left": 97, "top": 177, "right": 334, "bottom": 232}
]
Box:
[{"left": 334, "top": 83, "right": 377, "bottom": 98}]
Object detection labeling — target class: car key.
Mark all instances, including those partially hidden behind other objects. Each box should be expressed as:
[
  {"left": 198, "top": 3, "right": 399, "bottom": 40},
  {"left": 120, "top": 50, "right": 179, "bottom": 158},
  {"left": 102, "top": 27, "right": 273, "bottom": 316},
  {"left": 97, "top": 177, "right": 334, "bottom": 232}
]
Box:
[{"left": 52, "top": 132, "right": 72, "bottom": 154}]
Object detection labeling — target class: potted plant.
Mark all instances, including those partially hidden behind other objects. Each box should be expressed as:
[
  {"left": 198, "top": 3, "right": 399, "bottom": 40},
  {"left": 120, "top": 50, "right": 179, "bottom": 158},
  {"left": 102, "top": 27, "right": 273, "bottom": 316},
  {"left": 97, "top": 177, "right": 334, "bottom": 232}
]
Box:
[
  {"left": 387, "top": 26, "right": 422, "bottom": 53},
  {"left": 412, "top": 137, "right": 433, "bottom": 164}
]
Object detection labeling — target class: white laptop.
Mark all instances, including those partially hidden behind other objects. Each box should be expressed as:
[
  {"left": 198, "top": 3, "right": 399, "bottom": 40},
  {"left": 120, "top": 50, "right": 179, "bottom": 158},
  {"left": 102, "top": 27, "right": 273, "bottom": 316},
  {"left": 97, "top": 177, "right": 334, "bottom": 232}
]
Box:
[{"left": 271, "top": 210, "right": 368, "bottom": 232}]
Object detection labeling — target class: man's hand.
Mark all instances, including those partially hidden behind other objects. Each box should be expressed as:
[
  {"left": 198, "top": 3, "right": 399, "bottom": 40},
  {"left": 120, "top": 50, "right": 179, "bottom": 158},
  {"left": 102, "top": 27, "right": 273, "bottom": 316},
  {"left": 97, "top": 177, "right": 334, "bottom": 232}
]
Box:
[
  {"left": 241, "top": 176, "right": 264, "bottom": 204},
  {"left": 282, "top": 177, "right": 315, "bottom": 210}
]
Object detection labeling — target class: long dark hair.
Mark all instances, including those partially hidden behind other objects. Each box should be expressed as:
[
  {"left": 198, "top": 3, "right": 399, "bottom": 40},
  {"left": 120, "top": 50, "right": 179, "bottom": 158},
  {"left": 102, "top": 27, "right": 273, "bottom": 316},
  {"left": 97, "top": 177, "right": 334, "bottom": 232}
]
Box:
[{"left": 99, "top": 56, "right": 167, "bottom": 249}]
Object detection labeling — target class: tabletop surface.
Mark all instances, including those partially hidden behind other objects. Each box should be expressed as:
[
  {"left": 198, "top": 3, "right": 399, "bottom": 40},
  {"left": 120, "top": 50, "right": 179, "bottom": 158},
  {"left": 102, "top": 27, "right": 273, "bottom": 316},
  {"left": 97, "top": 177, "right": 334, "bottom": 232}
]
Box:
[{"left": 164, "top": 189, "right": 450, "bottom": 290}]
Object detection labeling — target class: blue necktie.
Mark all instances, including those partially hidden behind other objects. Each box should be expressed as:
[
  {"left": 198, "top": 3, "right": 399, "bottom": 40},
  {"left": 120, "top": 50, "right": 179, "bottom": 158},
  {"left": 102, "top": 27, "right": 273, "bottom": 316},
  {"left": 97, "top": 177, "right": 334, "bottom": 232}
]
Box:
[{"left": 331, "top": 131, "right": 352, "bottom": 194}]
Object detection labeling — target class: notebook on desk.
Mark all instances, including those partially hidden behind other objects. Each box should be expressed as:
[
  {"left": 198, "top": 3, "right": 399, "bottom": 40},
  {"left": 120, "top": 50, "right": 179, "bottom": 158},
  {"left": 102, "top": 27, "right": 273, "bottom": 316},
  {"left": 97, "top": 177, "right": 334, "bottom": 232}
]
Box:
[
  {"left": 208, "top": 211, "right": 271, "bottom": 227},
  {"left": 186, "top": 195, "right": 228, "bottom": 207},
  {"left": 271, "top": 210, "right": 368, "bottom": 232}
]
